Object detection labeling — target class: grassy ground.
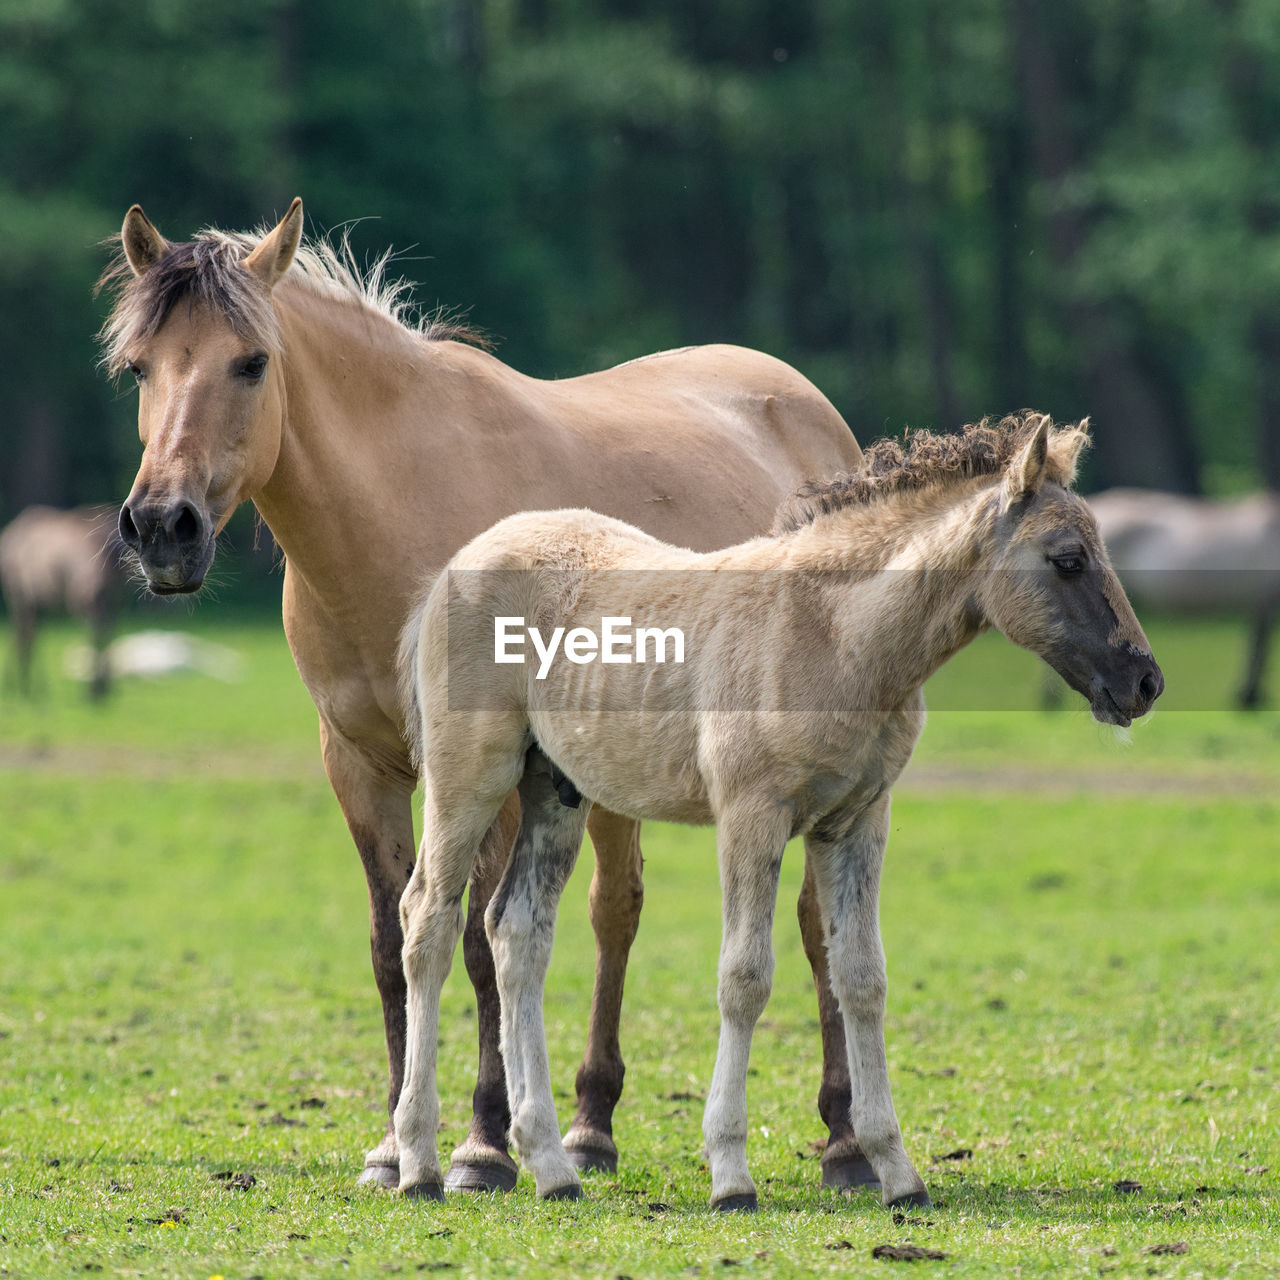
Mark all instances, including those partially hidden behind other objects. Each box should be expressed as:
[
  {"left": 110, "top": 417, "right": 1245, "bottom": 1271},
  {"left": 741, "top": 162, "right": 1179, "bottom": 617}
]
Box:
[{"left": 1, "top": 613, "right": 1277, "bottom": 1278}]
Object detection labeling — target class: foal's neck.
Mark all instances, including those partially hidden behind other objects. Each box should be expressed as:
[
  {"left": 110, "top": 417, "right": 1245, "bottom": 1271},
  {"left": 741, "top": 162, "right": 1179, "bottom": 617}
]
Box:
[{"left": 778, "top": 481, "right": 997, "bottom": 701}]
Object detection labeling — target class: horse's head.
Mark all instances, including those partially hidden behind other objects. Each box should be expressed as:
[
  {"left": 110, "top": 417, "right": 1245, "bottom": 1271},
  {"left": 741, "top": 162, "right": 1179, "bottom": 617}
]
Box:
[
  {"left": 978, "top": 417, "right": 1164, "bottom": 726},
  {"left": 105, "top": 200, "right": 303, "bottom": 594}
]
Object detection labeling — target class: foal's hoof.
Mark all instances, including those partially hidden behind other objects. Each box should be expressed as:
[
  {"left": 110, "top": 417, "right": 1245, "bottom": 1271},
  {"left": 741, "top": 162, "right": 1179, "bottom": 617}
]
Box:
[
  {"left": 713, "top": 1192, "right": 759, "bottom": 1213},
  {"left": 357, "top": 1162, "right": 401, "bottom": 1192},
  {"left": 444, "top": 1160, "right": 519, "bottom": 1194},
  {"left": 540, "top": 1182, "right": 583, "bottom": 1202},
  {"left": 886, "top": 1188, "right": 933, "bottom": 1211},
  {"left": 822, "top": 1152, "right": 881, "bottom": 1191},
  {"left": 400, "top": 1181, "right": 445, "bottom": 1201}
]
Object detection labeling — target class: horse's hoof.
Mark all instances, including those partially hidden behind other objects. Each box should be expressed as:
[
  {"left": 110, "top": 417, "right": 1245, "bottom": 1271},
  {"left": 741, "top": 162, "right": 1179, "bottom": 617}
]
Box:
[
  {"left": 444, "top": 1160, "right": 519, "bottom": 1194},
  {"left": 822, "top": 1152, "right": 881, "bottom": 1191},
  {"left": 400, "top": 1181, "right": 445, "bottom": 1201},
  {"left": 357, "top": 1162, "right": 400, "bottom": 1191},
  {"left": 886, "top": 1188, "right": 933, "bottom": 1211},
  {"left": 540, "top": 1182, "right": 583, "bottom": 1202},
  {"left": 563, "top": 1127, "right": 619, "bottom": 1174},
  {"left": 565, "top": 1145, "right": 618, "bottom": 1175},
  {"left": 713, "top": 1192, "right": 759, "bottom": 1213}
]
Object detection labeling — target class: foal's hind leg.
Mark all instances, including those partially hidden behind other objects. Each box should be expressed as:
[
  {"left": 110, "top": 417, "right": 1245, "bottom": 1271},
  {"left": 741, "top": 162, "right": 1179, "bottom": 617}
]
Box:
[
  {"left": 487, "top": 750, "right": 591, "bottom": 1199},
  {"left": 805, "top": 797, "right": 929, "bottom": 1209},
  {"left": 561, "top": 807, "right": 644, "bottom": 1174},
  {"left": 396, "top": 738, "right": 526, "bottom": 1199},
  {"left": 798, "top": 859, "right": 879, "bottom": 1190}
]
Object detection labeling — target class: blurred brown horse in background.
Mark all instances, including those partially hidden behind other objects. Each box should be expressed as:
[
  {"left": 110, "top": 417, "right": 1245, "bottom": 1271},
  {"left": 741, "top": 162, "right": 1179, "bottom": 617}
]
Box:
[
  {"left": 0, "top": 504, "right": 123, "bottom": 700},
  {"left": 97, "top": 198, "right": 867, "bottom": 1194}
]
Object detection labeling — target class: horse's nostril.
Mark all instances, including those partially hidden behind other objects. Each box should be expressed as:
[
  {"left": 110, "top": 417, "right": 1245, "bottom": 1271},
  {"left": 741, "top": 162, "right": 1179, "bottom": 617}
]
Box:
[
  {"left": 118, "top": 504, "right": 141, "bottom": 549},
  {"left": 1139, "top": 670, "right": 1162, "bottom": 704},
  {"left": 171, "top": 503, "right": 202, "bottom": 546}
]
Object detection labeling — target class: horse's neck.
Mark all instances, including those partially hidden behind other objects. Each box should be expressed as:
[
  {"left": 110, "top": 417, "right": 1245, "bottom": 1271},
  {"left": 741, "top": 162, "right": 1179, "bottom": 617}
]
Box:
[
  {"left": 782, "top": 485, "right": 995, "bottom": 701},
  {"left": 252, "top": 288, "right": 449, "bottom": 605}
]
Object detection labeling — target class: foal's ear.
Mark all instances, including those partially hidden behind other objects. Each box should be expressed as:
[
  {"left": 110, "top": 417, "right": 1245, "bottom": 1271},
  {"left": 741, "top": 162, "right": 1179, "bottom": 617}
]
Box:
[
  {"left": 244, "top": 197, "right": 303, "bottom": 289},
  {"left": 122, "top": 205, "right": 171, "bottom": 277},
  {"left": 1002, "top": 414, "right": 1052, "bottom": 509}
]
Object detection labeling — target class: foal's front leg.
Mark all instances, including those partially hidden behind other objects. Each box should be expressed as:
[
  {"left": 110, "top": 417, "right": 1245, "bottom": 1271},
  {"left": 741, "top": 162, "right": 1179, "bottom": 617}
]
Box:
[
  {"left": 702, "top": 804, "right": 793, "bottom": 1212},
  {"left": 805, "top": 795, "right": 929, "bottom": 1209}
]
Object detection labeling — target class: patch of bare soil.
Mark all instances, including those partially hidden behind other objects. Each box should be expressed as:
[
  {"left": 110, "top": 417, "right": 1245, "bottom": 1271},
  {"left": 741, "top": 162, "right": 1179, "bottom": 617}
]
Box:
[
  {"left": 900, "top": 760, "right": 1271, "bottom": 797},
  {"left": 0, "top": 741, "right": 323, "bottom": 783}
]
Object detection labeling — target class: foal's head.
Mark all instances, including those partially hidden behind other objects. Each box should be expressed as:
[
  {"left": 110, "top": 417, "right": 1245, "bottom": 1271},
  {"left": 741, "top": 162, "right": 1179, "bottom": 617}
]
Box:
[
  {"left": 99, "top": 201, "right": 302, "bottom": 593},
  {"left": 977, "top": 416, "right": 1164, "bottom": 726}
]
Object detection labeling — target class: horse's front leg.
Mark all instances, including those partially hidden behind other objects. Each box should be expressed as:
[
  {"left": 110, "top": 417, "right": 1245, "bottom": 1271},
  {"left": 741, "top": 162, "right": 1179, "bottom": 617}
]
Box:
[
  {"left": 702, "top": 803, "right": 793, "bottom": 1212},
  {"left": 320, "top": 725, "right": 416, "bottom": 1190},
  {"left": 486, "top": 752, "right": 591, "bottom": 1199},
  {"left": 797, "top": 860, "right": 879, "bottom": 1190},
  {"left": 561, "top": 807, "right": 644, "bottom": 1174},
  {"left": 805, "top": 795, "right": 929, "bottom": 1209}
]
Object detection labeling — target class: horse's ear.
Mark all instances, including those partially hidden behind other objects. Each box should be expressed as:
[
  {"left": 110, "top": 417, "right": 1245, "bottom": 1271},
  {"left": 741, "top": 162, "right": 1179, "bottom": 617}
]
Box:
[
  {"left": 244, "top": 197, "right": 303, "bottom": 289},
  {"left": 122, "top": 205, "right": 171, "bottom": 277},
  {"left": 1003, "top": 414, "right": 1052, "bottom": 509}
]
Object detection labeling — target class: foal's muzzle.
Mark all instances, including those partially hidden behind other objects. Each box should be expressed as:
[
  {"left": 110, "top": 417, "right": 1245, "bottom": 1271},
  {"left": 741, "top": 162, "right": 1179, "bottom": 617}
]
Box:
[
  {"left": 1089, "top": 653, "right": 1165, "bottom": 726},
  {"left": 118, "top": 497, "right": 213, "bottom": 594}
]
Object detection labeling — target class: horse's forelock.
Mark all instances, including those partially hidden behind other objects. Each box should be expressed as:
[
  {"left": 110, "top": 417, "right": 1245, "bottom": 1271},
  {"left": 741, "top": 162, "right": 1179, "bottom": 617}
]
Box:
[
  {"left": 773, "top": 413, "right": 1091, "bottom": 533},
  {"left": 97, "top": 232, "right": 281, "bottom": 377}
]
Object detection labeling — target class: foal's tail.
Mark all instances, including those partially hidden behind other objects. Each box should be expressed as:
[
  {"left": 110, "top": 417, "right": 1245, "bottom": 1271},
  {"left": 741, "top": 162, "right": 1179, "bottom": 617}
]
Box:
[{"left": 396, "top": 571, "right": 441, "bottom": 774}]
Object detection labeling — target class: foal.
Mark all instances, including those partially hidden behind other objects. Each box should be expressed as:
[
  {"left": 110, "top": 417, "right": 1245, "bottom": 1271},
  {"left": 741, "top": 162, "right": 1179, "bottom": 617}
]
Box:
[{"left": 395, "top": 414, "right": 1164, "bottom": 1210}]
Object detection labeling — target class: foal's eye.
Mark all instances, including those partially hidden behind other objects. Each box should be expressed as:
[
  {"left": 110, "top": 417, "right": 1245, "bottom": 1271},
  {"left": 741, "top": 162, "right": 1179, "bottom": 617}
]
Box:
[
  {"left": 1051, "top": 554, "right": 1085, "bottom": 576},
  {"left": 238, "top": 354, "right": 268, "bottom": 381}
]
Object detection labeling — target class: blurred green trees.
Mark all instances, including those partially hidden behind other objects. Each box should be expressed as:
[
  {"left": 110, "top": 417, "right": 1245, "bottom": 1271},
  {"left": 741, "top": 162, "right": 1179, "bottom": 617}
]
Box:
[{"left": 2, "top": 0, "right": 1277, "bottom": 538}]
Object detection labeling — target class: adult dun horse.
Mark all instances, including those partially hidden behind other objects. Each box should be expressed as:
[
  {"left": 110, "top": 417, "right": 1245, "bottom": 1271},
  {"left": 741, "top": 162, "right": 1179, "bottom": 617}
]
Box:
[
  {"left": 397, "top": 414, "right": 1164, "bottom": 1209},
  {"left": 0, "top": 504, "right": 123, "bottom": 700},
  {"left": 98, "top": 199, "right": 867, "bottom": 1192}
]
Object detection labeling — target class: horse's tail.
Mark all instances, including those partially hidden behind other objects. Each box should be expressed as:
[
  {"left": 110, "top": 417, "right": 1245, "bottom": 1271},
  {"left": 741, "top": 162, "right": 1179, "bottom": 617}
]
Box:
[{"left": 396, "top": 570, "right": 441, "bottom": 774}]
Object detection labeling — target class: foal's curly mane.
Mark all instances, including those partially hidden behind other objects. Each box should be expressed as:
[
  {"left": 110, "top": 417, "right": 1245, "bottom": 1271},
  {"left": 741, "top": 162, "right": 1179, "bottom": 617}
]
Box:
[
  {"left": 96, "top": 223, "right": 484, "bottom": 378},
  {"left": 773, "top": 412, "right": 1090, "bottom": 533}
]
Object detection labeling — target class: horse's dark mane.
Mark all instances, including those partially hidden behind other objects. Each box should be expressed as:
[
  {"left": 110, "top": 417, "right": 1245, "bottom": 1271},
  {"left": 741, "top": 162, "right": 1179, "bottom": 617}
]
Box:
[
  {"left": 773, "top": 413, "right": 1088, "bottom": 533},
  {"left": 97, "top": 227, "right": 484, "bottom": 377}
]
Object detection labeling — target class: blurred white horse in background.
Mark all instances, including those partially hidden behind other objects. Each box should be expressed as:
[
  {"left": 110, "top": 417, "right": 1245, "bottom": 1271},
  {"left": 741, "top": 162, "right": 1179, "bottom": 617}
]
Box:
[{"left": 1088, "top": 489, "right": 1280, "bottom": 708}]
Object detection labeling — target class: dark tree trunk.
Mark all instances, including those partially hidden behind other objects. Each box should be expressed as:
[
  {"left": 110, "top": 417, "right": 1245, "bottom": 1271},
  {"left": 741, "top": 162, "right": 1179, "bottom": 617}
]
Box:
[{"left": 1008, "top": 0, "right": 1201, "bottom": 492}]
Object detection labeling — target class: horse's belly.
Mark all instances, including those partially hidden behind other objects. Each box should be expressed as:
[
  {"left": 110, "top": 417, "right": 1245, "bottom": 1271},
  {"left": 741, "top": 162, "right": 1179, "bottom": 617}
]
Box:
[{"left": 531, "top": 711, "right": 712, "bottom": 826}]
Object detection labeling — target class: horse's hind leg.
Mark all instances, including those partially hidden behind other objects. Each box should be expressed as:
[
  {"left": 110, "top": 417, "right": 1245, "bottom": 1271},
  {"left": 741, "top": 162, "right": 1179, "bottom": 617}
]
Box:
[
  {"left": 487, "top": 749, "right": 591, "bottom": 1199},
  {"left": 561, "top": 807, "right": 644, "bottom": 1174},
  {"left": 443, "top": 797, "right": 522, "bottom": 1193},
  {"left": 797, "top": 859, "right": 879, "bottom": 1190},
  {"left": 1238, "top": 604, "right": 1274, "bottom": 709}
]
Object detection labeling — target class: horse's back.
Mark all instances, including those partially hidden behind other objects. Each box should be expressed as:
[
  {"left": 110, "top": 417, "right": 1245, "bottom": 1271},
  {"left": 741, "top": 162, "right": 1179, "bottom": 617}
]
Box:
[
  {"left": 1089, "top": 487, "right": 1280, "bottom": 609},
  {"left": 446, "top": 342, "right": 860, "bottom": 553},
  {"left": 0, "top": 505, "right": 119, "bottom": 613}
]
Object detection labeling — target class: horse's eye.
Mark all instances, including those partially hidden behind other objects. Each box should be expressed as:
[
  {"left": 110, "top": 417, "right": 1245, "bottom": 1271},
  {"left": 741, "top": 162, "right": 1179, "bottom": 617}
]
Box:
[
  {"left": 1051, "top": 554, "right": 1084, "bottom": 575},
  {"left": 126, "top": 362, "right": 145, "bottom": 384},
  {"left": 238, "top": 354, "right": 268, "bottom": 381}
]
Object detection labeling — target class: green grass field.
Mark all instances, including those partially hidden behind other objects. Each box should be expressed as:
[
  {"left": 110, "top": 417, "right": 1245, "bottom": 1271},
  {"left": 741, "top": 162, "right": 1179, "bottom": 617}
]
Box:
[{"left": 1, "top": 613, "right": 1277, "bottom": 1278}]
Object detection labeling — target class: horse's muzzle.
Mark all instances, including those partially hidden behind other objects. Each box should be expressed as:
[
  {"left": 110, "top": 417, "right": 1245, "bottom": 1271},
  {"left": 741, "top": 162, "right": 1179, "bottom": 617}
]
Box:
[
  {"left": 118, "top": 498, "right": 213, "bottom": 594},
  {"left": 1089, "top": 655, "right": 1165, "bottom": 726}
]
